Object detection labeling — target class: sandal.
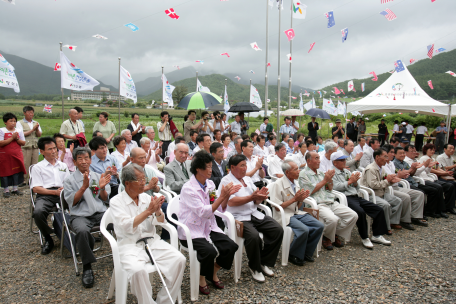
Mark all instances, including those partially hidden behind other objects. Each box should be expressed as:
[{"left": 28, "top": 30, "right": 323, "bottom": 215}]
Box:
[
  {"left": 211, "top": 280, "right": 224, "bottom": 289},
  {"left": 199, "top": 284, "right": 210, "bottom": 295}
]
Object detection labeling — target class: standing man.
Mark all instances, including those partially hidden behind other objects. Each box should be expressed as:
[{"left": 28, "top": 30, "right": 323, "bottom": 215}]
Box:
[
  {"left": 291, "top": 116, "right": 300, "bottom": 140},
  {"left": 184, "top": 110, "right": 203, "bottom": 143},
  {"left": 157, "top": 111, "right": 173, "bottom": 159},
  {"left": 307, "top": 117, "right": 319, "bottom": 143},
  {"left": 239, "top": 112, "right": 249, "bottom": 136},
  {"left": 405, "top": 121, "right": 414, "bottom": 143},
  {"left": 260, "top": 117, "right": 270, "bottom": 139},
  {"left": 17, "top": 106, "right": 42, "bottom": 185},
  {"left": 60, "top": 109, "right": 85, "bottom": 148},
  {"left": 210, "top": 111, "right": 225, "bottom": 137},
  {"left": 332, "top": 119, "right": 345, "bottom": 139},
  {"left": 127, "top": 113, "right": 146, "bottom": 147},
  {"left": 346, "top": 117, "right": 355, "bottom": 142},
  {"left": 230, "top": 115, "right": 242, "bottom": 135},
  {"left": 392, "top": 120, "right": 400, "bottom": 141},
  {"left": 378, "top": 119, "right": 388, "bottom": 146},
  {"left": 415, "top": 122, "right": 429, "bottom": 152},
  {"left": 73, "top": 107, "right": 85, "bottom": 133},
  {"left": 279, "top": 116, "right": 296, "bottom": 137},
  {"left": 435, "top": 121, "right": 448, "bottom": 154},
  {"left": 221, "top": 113, "right": 231, "bottom": 134}
]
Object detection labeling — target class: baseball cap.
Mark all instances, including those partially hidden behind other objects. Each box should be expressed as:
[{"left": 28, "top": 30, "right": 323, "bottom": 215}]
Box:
[
  {"left": 335, "top": 119, "right": 341, "bottom": 123},
  {"left": 401, "top": 122, "right": 406, "bottom": 125},
  {"left": 401, "top": 138, "right": 410, "bottom": 143},
  {"left": 330, "top": 151, "right": 349, "bottom": 162}
]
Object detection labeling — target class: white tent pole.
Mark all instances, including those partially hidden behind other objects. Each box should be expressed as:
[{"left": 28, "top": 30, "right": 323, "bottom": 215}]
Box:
[{"left": 446, "top": 104, "right": 451, "bottom": 143}]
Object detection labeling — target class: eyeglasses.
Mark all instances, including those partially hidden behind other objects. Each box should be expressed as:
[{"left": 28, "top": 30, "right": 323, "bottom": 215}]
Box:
[{"left": 131, "top": 178, "right": 146, "bottom": 184}]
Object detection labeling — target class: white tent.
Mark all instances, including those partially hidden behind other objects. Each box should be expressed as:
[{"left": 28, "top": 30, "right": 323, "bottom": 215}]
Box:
[{"left": 347, "top": 65, "right": 452, "bottom": 117}]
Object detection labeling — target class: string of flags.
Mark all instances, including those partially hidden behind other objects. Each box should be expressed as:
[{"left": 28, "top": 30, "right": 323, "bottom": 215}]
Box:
[
  {"left": 63, "top": 45, "right": 76, "bottom": 51},
  {"left": 284, "top": 29, "right": 295, "bottom": 41},
  {"left": 250, "top": 42, "right": 261, "bottom": 51},
  {"left": 379, "top": 8, "right": 396, "bottom": 21},
  {"left": 341, "top": 28, "right": 348, "bottom": 43},
  {"left": 165, "top": 8, "right": 180, "bottom": 20},
  {"left": 369, "top": 71, "right": 378, "bottom": 81},
  {"left": 92, "top": 34, "right": 108, "bottom": 40},
  {"left": 221, "top": 53, "right": 230, "bottom": 57}
]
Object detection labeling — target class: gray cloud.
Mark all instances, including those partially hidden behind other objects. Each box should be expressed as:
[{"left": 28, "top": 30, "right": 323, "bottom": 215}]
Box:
[{"left": 1, "top": 0, "right": 455, "bottom": 90}]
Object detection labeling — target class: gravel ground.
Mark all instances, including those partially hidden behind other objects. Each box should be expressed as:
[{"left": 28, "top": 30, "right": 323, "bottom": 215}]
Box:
[{"left": 1, "top": 188, "right": 456, "bottom": 304}]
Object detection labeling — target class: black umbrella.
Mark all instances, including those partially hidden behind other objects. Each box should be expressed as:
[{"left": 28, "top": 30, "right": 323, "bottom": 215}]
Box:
[
  {"left": 228, "top": 102, "right": 261, "bottom": 113},
  {"left": 305, "top": 108, "right": 331, "bottom": 119}
]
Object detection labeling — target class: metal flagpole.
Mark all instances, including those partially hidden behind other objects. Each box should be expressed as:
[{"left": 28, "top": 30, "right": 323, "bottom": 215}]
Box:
[
  {"left": 249, "top": 79, "right": 252, "bottom": 123},
  {"left": 161, "top": 66, "right": 164, "bottom": 111},
  {"left": 277, "top": 0, "right": 282, "bottom": 133},
  {"left": 60, "top": 42, "right": 64, "bottom": 122},
  {"left": 264, "top": 0, "right": 269, "bottom": 117},
  {"left": 446, "top": 104, "right": 452, "bottom": 143},
  {"left": 196, "top": 71, "right": 199, "bottom": 92},
  {"left": 118, "top": 57, "right": 121, "bottom": 132},
  {"left": 287, "top": 1, "right": 293, "bottom": 109}
]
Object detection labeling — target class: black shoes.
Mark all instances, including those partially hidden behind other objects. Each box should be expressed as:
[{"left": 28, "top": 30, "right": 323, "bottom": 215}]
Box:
[
  {"left": 288, "top": 255, "right": 305, "bottom": 266},
  {"left": 304, "top": 255, "right": 315, "bottom": 262},
  {"left": 447, "top": 209, "right": 456, "bottom": 215},
  {"left": 400, "top": 222, "right": 416, "bottom": 230},
  {"left": 3, "top": 192, "right": 11, "bottom": 198},
  {"left": 411, "top": 219, "right": 429, "bottom": 227},
  {"left": 440, "top": 212, "right": 449, "bottom": 219},
  {"left": 18, "top": 182, "right": 27, "bottom": 188},
  {"left": 424, "top": 212, "right": 440, "bottom": 218},
  {"left": 11, "top": 190, "right": 23, "bottom": 196},
  {"left": 41, "top": 240, "right": 54, "bottom": 255},
  {"left": 82, "top": 269, "right": 94, "bottom": 288}
]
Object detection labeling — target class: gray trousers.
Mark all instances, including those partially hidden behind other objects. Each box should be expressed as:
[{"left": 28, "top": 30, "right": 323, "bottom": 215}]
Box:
[
  {"left": 34, "top": 193, "right": 60, "bottom": 236},
  {"left": 371, "top": 193, "right": 402, "bottom": 230},
  {"left": 394, "top": 186, "right": 425, "bottom": 219},
  {"left": 70, "top": 212, "right": 104, "bottom": 265}
]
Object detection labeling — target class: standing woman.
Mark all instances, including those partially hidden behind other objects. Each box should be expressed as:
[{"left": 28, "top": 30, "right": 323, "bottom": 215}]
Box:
[
  {"left": 178, "top": 151, "right": 240, "bottom": 295},
  {"left": 0, "top": 113, "right": 26, "bottom": 197},
  {"left": 93, "top": 112, "right": 116, "bottom": 153}
]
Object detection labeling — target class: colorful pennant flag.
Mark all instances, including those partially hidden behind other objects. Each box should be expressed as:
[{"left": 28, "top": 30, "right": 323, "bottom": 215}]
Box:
[
  {"left": 333, "top": 87, "right": 341, "bottom": 95},
  {"left": 341, "top": 28, "right": 348, "bottom": 43},
  {"left": 250, "top": 42, "right": 262, "bottom": 51},
  {"left": 347, "top": 80, "right": 354, "bottom": 92},
  {"left": 284, "top": 28, "right": 295, "bottom": 41},
  {"left": 120, "top": 66, "right": 137, "bottom": 103},
  {"left": 410, "top": 58, "right": 416, "bottom": 64},
  {"left": 340, "top": 89, "right": 345, "bottom": 95},
  {"left": 361, "top": 83, "right": 365, "bottom": 92},
  {"left": 286, "top": 54, "right": 292, "bottom": 63},
  {"left": 394, "top": 60, "right": 405, "bottom": 73},
  {"left": 369, "top": 71, "right": 378, "bottom": 81},
  {"left": 427, "top": 44, "right": 434, "bottom": 59},
  {"left": 195, "top": 60, "right": 204, "bottom": 64},
  {"left": 124, "top": 23, "right": 139, "bottom": 32},
  {"left": 318, "top": 91, "right": 322, "bottom": 98},
  {"left": 308, "top": 42, "right": 315, "bottom": 53},
  {"left": 267, "top": 62, "right": 271, "bottom": 67},
  {"left": 380, "top": 9, "right": 396, "bottom": 21},
  {"left": 445, "top": 71, "right": 456, "bottom": 77},
  {"left": 249, "top": 70, "right": 255, "bottom": 74},
  {"left": 381, "top": 0, "right": 394, "bottom": 3},
  {"left": 428, "top": 80, "right": 433, "bottom": 89},
  {"left": 63, "top": 45, "right": 77, "bottom": 51},
  {"left": 292, "top": 1, "right": 307, "bottom": 19},
  {"left": 92, "top": 34, "right": 108, "bottom": 40},
  {"left": 325, "top": 11, "right": 335, "bottom": 28},
  {"left": 165, "top": 8, "right": 180, "bottom": 19},
  {"left": 235, "top": 76, "right": 241, "bottom": 81},
  {"left": 435, "top": 48, "right": 446, "bottom": 53},
  {"left": 173, "top": 65, "right": 180, "bottom": 70},
  {"left": 54, "top": 63, "right": 61, "bottom": 71},
  {"left": 43, "top": 104, "right": 52, "bottom": 113},
  {"left": 221, "top": 53, "right": 230, "bottom": 57}
]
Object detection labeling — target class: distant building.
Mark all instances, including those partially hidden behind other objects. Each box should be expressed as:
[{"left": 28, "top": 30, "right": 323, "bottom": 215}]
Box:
[{"left": 71, "top": 89, "right": 126, "bottom": 101}]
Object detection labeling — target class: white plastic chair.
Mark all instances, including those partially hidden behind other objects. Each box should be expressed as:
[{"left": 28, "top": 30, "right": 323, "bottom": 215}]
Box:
[
  {"left": 267, "top": 165, "right": 278, "bottom": 182},
  {"left": 100, "top": 208, "right": 182, "bottom": 304},
  {"left": 163, "top": 179, "right": 178, "bottom": 198},
  {"left": 166, "top": 195, "right": 236, "bottom": 301}
]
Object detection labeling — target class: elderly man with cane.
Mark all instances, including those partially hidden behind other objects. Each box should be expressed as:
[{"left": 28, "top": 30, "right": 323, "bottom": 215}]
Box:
[{"left": 110, "top": 164, "right": 186, "bottom": 304}]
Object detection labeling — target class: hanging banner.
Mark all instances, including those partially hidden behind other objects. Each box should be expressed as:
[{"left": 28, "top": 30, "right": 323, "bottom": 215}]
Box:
[
  {"left": 162, "top": 74, "right": 175, "bottom": 107},
  {"left": 60, "top": 51, "right": 100, "bottom": 91},
  {"left": 250, "top": 84, "right": 262, "bottom": 108},
  {"left": 119, "top": 66, "right": 137, "bottom": 103}
]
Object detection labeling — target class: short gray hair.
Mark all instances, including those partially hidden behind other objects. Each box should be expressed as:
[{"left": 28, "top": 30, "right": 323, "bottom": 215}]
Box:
[
  {"left": 275, "top": 142, "right": 286, "bottom": 152},
  {"left": 121, "top": 163, "right": 144, "bottom": 187},
  {"left": 72, "top": 147, "right": 91, "bottom": 161},
  {"left": 121, "top": 129, "right": 131, "bottom": 136},
  {"left": 145, "top": 126, "right": 155, "bottom": 133},
  {"left": 281, "top": 159, "right": 296, "bottom": 173},
  {"left": 139, "top": 137, "right": 150, "bottom": 146},
  {"left": 234, "top": 136, "right": 242, "bottom": 145},
  {"left": 325, "top": 142, "right": 338, "bottom": 153}
]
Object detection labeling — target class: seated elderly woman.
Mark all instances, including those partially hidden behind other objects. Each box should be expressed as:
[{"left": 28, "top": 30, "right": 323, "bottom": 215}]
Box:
[
  {"left": 178, "top": 151, "right": 240, "bottom": 295},
  {"left": 110, "top": 163, "right": 186, "bottom": 304},
  {"left": 111, "top": 135, "right": 130, "bottom": 169},
  {"left": 139, "top": 137, "right": 165, "bottom": 181}
]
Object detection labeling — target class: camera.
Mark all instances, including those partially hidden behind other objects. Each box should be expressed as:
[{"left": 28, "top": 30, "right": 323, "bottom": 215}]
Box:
[
  {"left": 216, "top": 115, "right": 221, "bottom": 120},
  {"left": 168, "top": 116, "right": 173, "bottom": 121}
]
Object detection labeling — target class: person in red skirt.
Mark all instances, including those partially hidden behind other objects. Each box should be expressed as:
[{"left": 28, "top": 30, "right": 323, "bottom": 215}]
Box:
[{"left": 0, "top": 113, "right": 26, "bottom": 197}]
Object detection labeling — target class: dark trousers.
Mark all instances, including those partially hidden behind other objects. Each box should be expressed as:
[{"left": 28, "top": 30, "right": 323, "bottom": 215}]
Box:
[
  {"left": 411, "top": 181, "right": 446, "bottom": 213},
  {"left": 436, "top": 137, "right": 445, "bottom": 154},
  {"left": 242, "top": 215, "right": 284, "bottom": 272},
  {"left": 288, "top": 214, "right": 324, "bottom": 259},
  {"left": 33, "top": 193, "right": 60, "bottom": 236},
  {"left": 347, "top": 133, "right": 356, "bottom": 143},
  {"left": 161, "top": 140, "right": 172, "bottom": 159},
  {"left": 70, "top": 212, "right": 104, "bottom": 265},
  {"left": 415, "top": 134, "right": 424, "bottom": 151},
  {"left": 378, "top": 134, "right": 386, "bottom": 147},
  {"left": 109, "top": 184, "right": 119, "bottom": 200},
  {"left": 346, "top": 196, "right": 388, "bottom": 239},
  {"left": 437, "top": 178, "right": 456, "bottom": 210},
  {"left": 181, "top": 232, "right": 238, "bottom": 281},
  {"left": 67, "top": 140, "right": 80, "bottom": 149}
]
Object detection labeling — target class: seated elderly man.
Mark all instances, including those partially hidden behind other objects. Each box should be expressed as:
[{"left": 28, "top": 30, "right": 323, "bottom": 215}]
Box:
[
  {"left": 343, "top": 140, "right": 363, "bottom": 172},
  {"left": 331, "top": 151, "right": 391, "bottom": 249},
  {"left": 218, "top": 155, "right": 284, "bottom": 283},
  {"left": 163, "top": 143, "right": 192, "bottom": 194},
  {"left": 89, "top": 137, "right": 121, "bottom": 199},
  {"left": 179, "top": 151, "right": 240, "bottom": 295},
  {"left": 110, "top": 164, "right": 186, "bottom": 304},
  {"left": 353, "top": 136, "right": 366, "bottom": 155},
  {"left": 299, "top": 152, "right": 358, "bottom": 250},
  {"left": 269, "top": 160, "right": 324, "bottom": 266},
  {"left": 242, "top": 140, "right": 265, "bottom": 189},
  {"left": 362, "top": 149, "right": 404, "bottom": 234},
  {"left": 210, "top": 142, "right": 227, "bottom": 188},
  {"left": 292, "top": 142, "right": 307, "bottom": 170},
  {"left": 253, "top": 135, "right": 269, "bottom": 158},
  {"left": 383, "top": 145, "right": 427, "bottom": 228},
  {"left": 319, "top": 142, "right": 338, "bottom": 173},
  {"left": 360, "top": 139, "right": 380, "bottom": 169},
  {"left": 168, "top": 136, "right": 186, "bottom": 163},
  {"left": 31, "top": 137, "right": 70, "bottom": 255},
  {"left": 139, "top": 137, "right": 164, "bottom": 179},
  {"left": 268, "top": 143, "right": 287, "bottom": 179},
  {"left": 121, "top": 129, "right": 138, "bottom": 153},
  {"left": 145, "top": 126, "right": 158, "bottom": 148},
  {"left": 337, "top": 139, "right": 345, "bottom": 151},
  {"left": 437, "top": 144, "right": 456, "bottom": 180},
  {"left": 63, "top": 147, "right": 111, "bottom": 288}
]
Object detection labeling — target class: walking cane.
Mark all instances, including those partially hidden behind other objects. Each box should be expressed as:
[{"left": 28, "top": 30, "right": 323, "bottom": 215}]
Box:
[{"left": 136, "top": 237, "right": 174, "bottom": 303}]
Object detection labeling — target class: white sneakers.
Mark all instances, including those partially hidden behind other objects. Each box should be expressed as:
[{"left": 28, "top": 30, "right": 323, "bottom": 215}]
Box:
[
  {"left": 250, "top": 268, "right": 265, "bottom": 283},
  {"left": 362, "top": 238, "right": 374, "bottom": 249},
  {"left": 371, "top": 235, "right": 392, "bottom": 246},
  {"left": 261, "top": 265, "right": 274, "bottom": 277}
]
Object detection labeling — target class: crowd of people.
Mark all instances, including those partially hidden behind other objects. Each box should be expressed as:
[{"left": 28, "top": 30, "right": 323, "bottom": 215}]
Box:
[{"left": 2, "top": 106, "right": 456, "bottom": 304}]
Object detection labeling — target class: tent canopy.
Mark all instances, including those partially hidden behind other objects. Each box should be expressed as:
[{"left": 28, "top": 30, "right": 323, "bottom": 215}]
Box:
[{"left": 347, "top": 65, "right": 451, "bottom": 117}]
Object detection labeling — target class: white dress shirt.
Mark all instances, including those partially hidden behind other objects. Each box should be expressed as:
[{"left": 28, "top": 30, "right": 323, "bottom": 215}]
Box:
[
  {"left": 353, "top": 144, "right": 364, "bottom": 156},
  {"left": 436, "top": 153, "right": 454, "bottom": 171},
  {"left": 268, "top": 155, "right": 284, "bottom": 177},
  {"left": 393, "top": 124, "right": 399, "bottom": 134},
  {"left": 217, "top": 173, "right": 264, "bottom": 221},
  {"left": 405, "top": 156, "right": 432, "bottom": 181},
  {"left": 111, "top": 150, "right": 130, "bottom": 169},
  {"left": 383, "top": 161, "right": 398, "bottom": 187},
  {"left": 30, "top": 159, "right": 70, "bottom": 189},
  {"left": 416, "top": 126, "right": 428, "bottom": 135},
  {"left": 319, "top": 154, "right": 333, "bottom": 173},
  {"left": 253, "top": 145, "right": 269, "bottom": 158},
  {"left": 406, "top": 124, "right": 414, "bottom": 134},
  {"left": 125, "top": 140, "right": 138, "bottom": 153},
  {"left": 246, "top": 155, "right": 261, "bottom": 183},
  {"left": 292, "top": 151, "right": 306, "bottom": 168}
]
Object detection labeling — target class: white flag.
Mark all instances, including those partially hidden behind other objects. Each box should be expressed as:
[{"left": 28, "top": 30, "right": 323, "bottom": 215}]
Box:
[
  {"left": 299, "top": 93, "right": 304, "bottom": 113},
  {"left": 303, "top": 100, "right": 313, "bottom": 111},
  {"left": 337, "top": 101, "right": 345, "bottom": 115},
  {"left": 312, "top": 97, "right": 316, "bottom": 108},
  {"left": 60, "top": 51, "right": 100, "bottom": 91},
  {"left": 292, "top": 0, "right": 307, "bottom": 19},
  {"left": 162, "top": 74, "right": 175, "bottom": 107},
  {"left": 197, "top": 78, "right": 210, "bottom": 92},
  {"left": 347, "top": 80, "right": 354, "bottom": 92},
  {"left": 0, "top": 54, "right": 19, "bottom": 93},
  {"left": 119, "top": 66, "right": 137, "bottom": 104},
  {"left": 323, "top": 98, "right": 337, "bottom": 116},
  {"left": 250, "top": 84, "right": 262, "bottom": 108},
  {"left": 224, "top": 85, "right": 230, "bottom": 119}
]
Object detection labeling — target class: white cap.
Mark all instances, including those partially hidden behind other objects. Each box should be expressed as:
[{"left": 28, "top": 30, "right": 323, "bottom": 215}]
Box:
[{"left": 330, "top": 150, "right": 349, "bottom": 162}]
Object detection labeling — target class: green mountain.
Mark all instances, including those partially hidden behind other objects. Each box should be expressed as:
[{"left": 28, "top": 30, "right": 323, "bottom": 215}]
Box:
[
  {"left": 0, "top": 51, "right": 118, "bottom": 97},
  {"left": 141, "top": 73, "right": 310, "bottom": 105},
  {"left": 319, "top": 49, "right": 456, "bottom": 101}
]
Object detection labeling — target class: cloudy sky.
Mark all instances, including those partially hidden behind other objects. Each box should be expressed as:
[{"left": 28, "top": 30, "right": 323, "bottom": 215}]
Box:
[{"left": 1, "top": 0, "right": 455, "bottom": 90}]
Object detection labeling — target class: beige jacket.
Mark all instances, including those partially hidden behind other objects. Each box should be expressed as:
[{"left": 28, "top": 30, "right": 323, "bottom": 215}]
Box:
[
  {"left": 269, "top": 176, "right": 306, "bottom": 226},
  {"left": 362, "top": 162, "right": 392, "bottom": 198}
]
